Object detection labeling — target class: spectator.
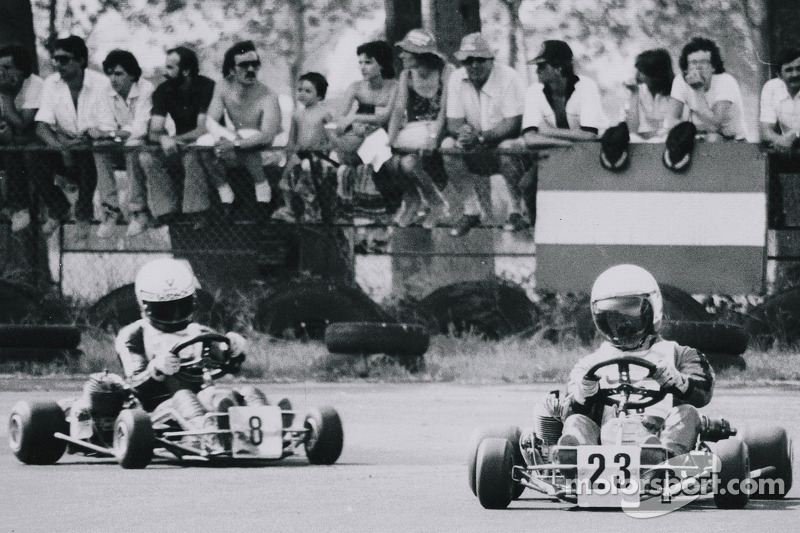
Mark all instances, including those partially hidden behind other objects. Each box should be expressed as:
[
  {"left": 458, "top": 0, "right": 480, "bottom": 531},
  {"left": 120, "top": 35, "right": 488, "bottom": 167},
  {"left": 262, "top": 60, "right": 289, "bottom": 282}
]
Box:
[
  {"left": 667, "top": 37, "right": 747, "bottom": 141},
  {"left": 93, "top": 50, "right": 154, "bottom": 237},
  {"left": 0, "top": 43, "right": 43, "bottom": 232},
  {"left": 331, "top": 40, "right": 398, "bottom": 215},
  {"left": 138, "top": 46, "right": 217, "bottom": 230},
  {"left": 760, "top": 46, "right": 800, "bottom": 153},
  {"left": 272, "top": 71, "right": 333, "bottom": 223},
  {"left": 440, "top": 32, "right": 525, "bottom": 237},
  {"left": 203, "top": 40, "right": 281, "bottom": 223},
  {"left": 624, "top": 48, "right": 676, "bottom": 142},
  {"left": 387, "top": 29, "right": 453, "bottom": 229},
  {"left": 35, "top": 35, "right": 114, "bottom": 234}
]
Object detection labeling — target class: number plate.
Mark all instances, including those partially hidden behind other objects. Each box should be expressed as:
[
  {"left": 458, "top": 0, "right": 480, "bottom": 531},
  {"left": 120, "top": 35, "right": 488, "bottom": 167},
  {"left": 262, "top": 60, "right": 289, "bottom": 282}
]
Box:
[
  {"left": 229, "top": 406, "right": 283, "bottom": 459},
  {"left": 577, "top": 445, "right": 640, "bottom": 507}
]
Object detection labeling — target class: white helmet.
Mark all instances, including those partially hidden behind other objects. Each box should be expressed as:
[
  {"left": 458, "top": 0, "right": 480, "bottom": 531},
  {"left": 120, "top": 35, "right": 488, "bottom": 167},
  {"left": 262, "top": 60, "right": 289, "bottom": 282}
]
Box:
[
  {"left": 134, "top": 258, "right": 199, "bottom": 331},
  {"left": 590, "top": 264, "right": 663, "bottom": 350}
]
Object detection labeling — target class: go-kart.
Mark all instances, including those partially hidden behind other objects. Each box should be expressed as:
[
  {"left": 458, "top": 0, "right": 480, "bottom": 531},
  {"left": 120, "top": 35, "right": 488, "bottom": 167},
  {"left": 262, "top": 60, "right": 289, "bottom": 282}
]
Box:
[
  {"left": 9, "top": 332, "right": 344, "bottom": 469},
  {"left": 468, "top": 356, "right": 793, "bottom": 510}
]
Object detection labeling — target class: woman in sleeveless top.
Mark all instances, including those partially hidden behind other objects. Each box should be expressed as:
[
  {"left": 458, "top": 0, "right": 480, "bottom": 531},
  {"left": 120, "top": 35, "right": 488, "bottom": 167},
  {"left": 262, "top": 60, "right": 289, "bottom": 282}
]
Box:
[{"left": 388, "top": 29, "right": 453, "bottom": 229}]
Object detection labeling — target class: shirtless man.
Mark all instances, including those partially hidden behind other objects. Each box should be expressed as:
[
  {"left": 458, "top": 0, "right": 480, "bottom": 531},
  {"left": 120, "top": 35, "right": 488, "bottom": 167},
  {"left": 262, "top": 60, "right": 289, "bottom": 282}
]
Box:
[{"left": 205, "top": 40, "right": 281, "bottom": 221}]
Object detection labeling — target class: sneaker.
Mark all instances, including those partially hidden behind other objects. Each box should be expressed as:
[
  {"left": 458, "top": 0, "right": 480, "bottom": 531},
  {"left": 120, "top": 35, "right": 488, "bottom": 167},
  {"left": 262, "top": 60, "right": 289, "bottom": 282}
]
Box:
[
  {"left": 126, "top": 211, "right": 150, "bottom": 237},
  {"left": 96, "top": 207, "right": 122, "bottom": 238},
  {"left": 503, "top": 212, "right": 531, "bottom": 232},
  {"left": 449, "top": 214, "right": 481, "bottom": 237},
  {"left": 41, "top": 217, "right": 62, "bottom": 236},
  {"left": 271, "top": 205, "right": 297, "bottom": 223},
  {"left": 11, "top": 209, "right": 30, "bottom": 232},
  {"left": 421, "top": 202, "right": 450, "bottom": 230},
  {"left": 255, "top": 181, "right": 272, "bottom": 203},
  {"left": 217, "top": 183, "right": 235, "bottom": 204}
]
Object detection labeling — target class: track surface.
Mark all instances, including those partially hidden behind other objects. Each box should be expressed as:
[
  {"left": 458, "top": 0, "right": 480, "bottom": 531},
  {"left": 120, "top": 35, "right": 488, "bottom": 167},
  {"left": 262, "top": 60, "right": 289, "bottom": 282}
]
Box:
[{"left": 2, "top": 380, "right": 798, "bottom": 532}]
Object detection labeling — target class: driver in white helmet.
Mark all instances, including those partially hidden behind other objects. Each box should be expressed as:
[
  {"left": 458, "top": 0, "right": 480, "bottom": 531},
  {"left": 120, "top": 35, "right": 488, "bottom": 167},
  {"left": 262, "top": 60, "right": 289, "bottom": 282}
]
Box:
[
  {"left": 115, "top": 258, "right": 278, "bottom": 450},
  {"left": 556, "top": 264, "right": 715, "bottom": 457}
]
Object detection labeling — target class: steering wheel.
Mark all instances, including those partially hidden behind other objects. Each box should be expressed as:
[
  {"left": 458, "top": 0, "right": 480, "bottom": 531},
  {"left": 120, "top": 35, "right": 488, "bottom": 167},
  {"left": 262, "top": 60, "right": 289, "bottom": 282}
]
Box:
[
  {"left": 584, "top": 356, "right": 667, "bottom": 410},
  {"left": 170, "top": 332, "right": 232, "bottom": 380}
]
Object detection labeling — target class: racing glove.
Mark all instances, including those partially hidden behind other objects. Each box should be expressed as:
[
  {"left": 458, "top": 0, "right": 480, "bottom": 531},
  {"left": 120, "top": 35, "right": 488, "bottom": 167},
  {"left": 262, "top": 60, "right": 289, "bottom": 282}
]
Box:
[
  {"left": 652, "top": 362, "right": 689, "bottom": 393},
  {"left": 574, "top": 377, "right": 600, "bottom": 404},
  {"left": 149, "top": 350, "right": 181, "bottom": 378},
  {"left": 226, "top": 331, "right": 248, "bottom": 356}
]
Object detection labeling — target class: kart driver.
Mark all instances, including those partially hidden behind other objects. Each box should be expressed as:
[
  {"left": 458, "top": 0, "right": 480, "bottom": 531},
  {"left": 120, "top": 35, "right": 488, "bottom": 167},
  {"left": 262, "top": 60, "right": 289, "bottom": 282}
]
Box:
[
  {"left": 555, "top": 264, "right": 715, "bottom": 457},
  {"left": 115, "top": 258, "right": 279, "bottom": 450}
]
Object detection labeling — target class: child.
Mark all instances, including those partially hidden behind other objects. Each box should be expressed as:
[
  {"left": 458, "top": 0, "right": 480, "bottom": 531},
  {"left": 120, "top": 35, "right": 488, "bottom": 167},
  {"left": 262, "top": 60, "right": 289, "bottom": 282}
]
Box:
[{"left": 272, "top": 72, "right": 334, "bottom": 223}]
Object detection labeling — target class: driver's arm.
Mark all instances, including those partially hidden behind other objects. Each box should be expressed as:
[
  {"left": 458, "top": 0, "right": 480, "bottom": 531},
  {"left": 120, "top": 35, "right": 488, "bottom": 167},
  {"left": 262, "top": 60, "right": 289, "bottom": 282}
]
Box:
[
  {"left": 115, "top": 322, "right": 169, "bottom": 396},
  {"left": 566, "top": 352, "right": 602, "bottom": 403},
  {"left": 673, "top": 345, "right": 715, "bottom": 408}
]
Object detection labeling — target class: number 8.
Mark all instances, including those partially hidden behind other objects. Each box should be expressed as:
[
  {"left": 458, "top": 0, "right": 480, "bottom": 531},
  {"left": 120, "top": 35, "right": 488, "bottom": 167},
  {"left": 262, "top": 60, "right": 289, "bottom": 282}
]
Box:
[{"left": 249, "top": 416, "right": 263, "bottom": 445}]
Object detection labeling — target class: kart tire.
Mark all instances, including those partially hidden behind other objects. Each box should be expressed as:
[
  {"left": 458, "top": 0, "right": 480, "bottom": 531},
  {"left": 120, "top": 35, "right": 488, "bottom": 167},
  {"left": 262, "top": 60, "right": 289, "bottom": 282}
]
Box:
[
  {"left": 324, "top": 322, "right": 430, "bottom": 356},
  {"left": 740, "top": 426, "right": 793, "bottom": 499},
  {"left": 467, "top": 426, "right": 524, "bottom": 499},
  {"left": 113, "top": 408, "right": 154, "bottom": 469},
  {"left": 8, "top": 400, "right": 68, "bottom": 465},
  {"left": 238, "top": 385, "right": 269, "bottom": 406},
  {"left": 709, "top": 437, "right": 750, "bottom": 509},
  {"left": 476, "top": 438, "right": 516, "bottom": 509},
  {"left": 304, "top": 406, "right": 344, "bottom": 465},
  {"left": 659, "top": 320, "right": 749, "bottom": 356},
  {"left": 659, "top": 284, "right": 711, "bottom": 321},
  {"left": 254, "top": 283, "right": 387, "bottom": 340},
  {"left": 88, "top": 283, "right": 230, "bottom": 333},
  {"left": 0, "top": 325, "right": 81, "bottom": 350}
]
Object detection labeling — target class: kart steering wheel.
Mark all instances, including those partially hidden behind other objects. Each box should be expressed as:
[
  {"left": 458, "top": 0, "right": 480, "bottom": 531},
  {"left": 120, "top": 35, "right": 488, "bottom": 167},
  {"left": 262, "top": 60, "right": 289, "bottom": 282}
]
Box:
[
  {"left": 170, "top": 332, "right": 232, "bottom": 379},
  {"left": 584, "top": 356, "right": 667, "bottom": 410}
]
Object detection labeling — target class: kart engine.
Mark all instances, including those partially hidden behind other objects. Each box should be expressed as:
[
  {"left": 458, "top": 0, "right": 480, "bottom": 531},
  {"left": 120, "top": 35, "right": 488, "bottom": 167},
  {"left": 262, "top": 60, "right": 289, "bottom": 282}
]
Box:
[
  {"left": 533, "top": 391, "right": 564, "bottom": 446},
  {"left": 82, "top": 371, "right": 129, "bottom": 418},
  {"left": 699, "top": 415, "right": 735, "bottom": 441}
]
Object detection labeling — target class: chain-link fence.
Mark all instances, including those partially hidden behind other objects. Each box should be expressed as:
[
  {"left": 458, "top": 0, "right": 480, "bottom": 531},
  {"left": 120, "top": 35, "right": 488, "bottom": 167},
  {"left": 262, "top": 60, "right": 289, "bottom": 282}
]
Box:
[{"left": 0, "top": 142, "right": 543, "bottom": 305}]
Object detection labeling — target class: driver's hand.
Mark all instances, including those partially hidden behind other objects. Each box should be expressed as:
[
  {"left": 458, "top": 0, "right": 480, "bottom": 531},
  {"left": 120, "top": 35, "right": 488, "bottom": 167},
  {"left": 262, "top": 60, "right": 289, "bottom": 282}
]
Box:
[
  {"left": 150, "top": 351, "right": 181, "bottom": 377},
  {"left": 225, "top": 331, "right": 248, "bottom": 356},
  {"left": 575, "top": 377, "right": 600, "bottom": 404},
  {"left": 652, "top": 362, "right": 688, "bottom": 393}
]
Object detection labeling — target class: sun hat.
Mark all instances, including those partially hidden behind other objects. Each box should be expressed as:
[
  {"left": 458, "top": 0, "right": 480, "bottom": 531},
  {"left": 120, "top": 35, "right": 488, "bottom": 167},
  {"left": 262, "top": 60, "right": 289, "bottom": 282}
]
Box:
[
  {"left": 454, "top": 33, "right": 495, "bottom": 61},
  {"left": 396, "top": 29, "right": 445, "bottom": 59}
]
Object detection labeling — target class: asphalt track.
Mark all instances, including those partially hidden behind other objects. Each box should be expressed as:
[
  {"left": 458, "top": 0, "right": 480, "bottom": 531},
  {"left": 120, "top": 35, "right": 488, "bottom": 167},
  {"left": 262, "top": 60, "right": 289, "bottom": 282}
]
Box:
[{"left": 1, "top": 379, "right": 798, "bottom": 532}]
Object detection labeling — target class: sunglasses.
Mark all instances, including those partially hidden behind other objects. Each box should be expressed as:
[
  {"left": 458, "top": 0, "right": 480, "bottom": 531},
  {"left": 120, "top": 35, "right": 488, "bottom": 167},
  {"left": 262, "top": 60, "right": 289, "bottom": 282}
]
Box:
[
  {"left": 463, "top": 57, "right": 489, "bottom": 66},
  {"left": 236, "top": 60, "right": 261, "bottom": 70},
  {"left": 51, "top": 55, "right": 76, "bottom": 65}
]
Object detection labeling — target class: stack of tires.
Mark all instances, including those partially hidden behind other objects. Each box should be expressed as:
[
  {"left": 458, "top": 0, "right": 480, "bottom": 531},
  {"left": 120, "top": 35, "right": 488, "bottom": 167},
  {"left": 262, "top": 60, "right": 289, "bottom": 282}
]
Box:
[
  {"left": 0, "top": 325, "right": 82, "bottom": 363},
  {"left": 324, "top": 322, "right": 430, "bottom": 373}
]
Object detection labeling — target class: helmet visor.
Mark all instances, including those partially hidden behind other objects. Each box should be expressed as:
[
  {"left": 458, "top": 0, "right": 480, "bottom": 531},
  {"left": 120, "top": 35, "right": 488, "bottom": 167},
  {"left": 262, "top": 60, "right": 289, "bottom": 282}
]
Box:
[
  {"left": 592, "top": 296, "right": 653, "bottom": 349},
  {"left": 143, "top": 295, "right": 194, "bottom": 325}
]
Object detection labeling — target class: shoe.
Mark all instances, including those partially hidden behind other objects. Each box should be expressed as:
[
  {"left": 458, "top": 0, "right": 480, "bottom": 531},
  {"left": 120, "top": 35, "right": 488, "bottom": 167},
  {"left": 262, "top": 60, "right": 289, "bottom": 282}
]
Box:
[
  {"left": 126, "top": 211, "right": 150, "bottom": 237},
  {"left": 449, "top": 214, "right": 481, "bottom": 237},
  {"left": 394, "top": 198, "right": 422, "bottom": 227},
  {"left": 217, "top": 183, "right": 235, "bottom": 204},
  {"left": 503, "top": 212, "right": 531, "bottom": 232},
  {"left": 11, "top": 209, "right": 30, "bottom": 232},
  {"left": 271, "top": 205, "right": 297, "bottom": 223},
  {"left": 41, "top": 217, "right": 62, "bottom": 236},
  {"left": 96, "top": 206, "right": 122, "bottom": 238},
  {"left": 255, "top": 181, "right": 272, "bottom": 203},
  {"left": 555, "top": 434, "right": 579, "bottom": 479},
  {"left": 421, "top": 202, "right": 450, "bottom": 230}
]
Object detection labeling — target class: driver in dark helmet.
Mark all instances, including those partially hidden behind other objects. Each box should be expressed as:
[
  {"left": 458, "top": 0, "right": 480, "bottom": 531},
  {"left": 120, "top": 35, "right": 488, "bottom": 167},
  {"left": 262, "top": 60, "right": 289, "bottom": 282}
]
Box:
[
  {"left": 557, "top": 264, "right": 715, "bottom": 457},
  {"left": 116, "top": 258, "right": 285, "bottom": 451}
]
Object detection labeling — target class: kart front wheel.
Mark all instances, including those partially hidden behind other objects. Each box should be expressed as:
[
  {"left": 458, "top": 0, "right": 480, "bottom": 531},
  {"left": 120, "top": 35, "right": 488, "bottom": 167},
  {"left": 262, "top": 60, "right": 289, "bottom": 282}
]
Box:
[
  {"left": 476, "top": 438, "right": 515, "bottom": 509},
  {"left": 304, "top": 407, "right": 344, "bottom": 465},
  {"left": 710, "top": 438, "right": 750, "bottom": 509},
  {"left": 8, "top": 400, "right": 67, "bottom": 465},
  {"left": 114, "top": 409, "right": 154, "bottom": 469},
  {"left": 742, "top": 426, "right": 793, "bottom": 499},
  {"left": 467, "top": 426, "right": 524, "bottom": 498}
]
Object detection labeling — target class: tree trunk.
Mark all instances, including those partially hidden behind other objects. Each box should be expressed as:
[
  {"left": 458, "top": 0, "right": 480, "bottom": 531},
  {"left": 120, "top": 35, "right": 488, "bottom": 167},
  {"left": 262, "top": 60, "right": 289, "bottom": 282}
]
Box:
[{"left": 0, "top": 0, "right": 39, "bottom": 74}]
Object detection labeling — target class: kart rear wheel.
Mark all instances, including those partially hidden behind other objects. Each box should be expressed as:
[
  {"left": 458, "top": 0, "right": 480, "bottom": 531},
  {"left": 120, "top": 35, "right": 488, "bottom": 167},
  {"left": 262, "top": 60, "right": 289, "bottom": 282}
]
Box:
[
  {"left": 476, "top": 438, "right": 515, "bottom": 509},
  {"left": 304, "top": 407, "right": 343, "bottom": 465},
  {"left": 467, "top": 426, "right": 524, "bottom": 499},
  {"left": 710, "top": 438, "right": 750, "bottom": 509},
  {"left": 8, "top": 401, "right": 67, "bottom": 465},
  {"left": 741, "top": 426, "right": 793, "bottom": 499},
  {"left": 114, "top": 409, "right": 154, "bottom": 469}
]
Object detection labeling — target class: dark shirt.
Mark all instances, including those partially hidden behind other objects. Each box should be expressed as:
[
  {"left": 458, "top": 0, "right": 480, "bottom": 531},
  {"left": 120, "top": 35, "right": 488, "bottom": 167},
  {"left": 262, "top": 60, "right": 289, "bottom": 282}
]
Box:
[
  {"left": 151, "top": 75, "right": 215, "bottom": 136},
  {"left": 406, "top": 75, "right": 443, "bottom": 123}
]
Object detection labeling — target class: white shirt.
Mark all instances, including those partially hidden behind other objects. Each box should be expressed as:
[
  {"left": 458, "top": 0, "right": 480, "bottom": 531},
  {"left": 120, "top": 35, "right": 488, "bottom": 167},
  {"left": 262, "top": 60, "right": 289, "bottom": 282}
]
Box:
[
  {"left": 626, "top": 84, "right": 674, "bottom": 136},
  {"left": 522, "top": 76, "right": 608, "bottom": 133},
  {"left": 98, "top": 78, "right": 154, "bottom": 139},
  {"left": 671, "top": 72, "right": 748, "bottom": 140},
  {"left": 15, "top": 74, "right": 43, "bottom": 111},
  {"left": 446, "top": 63, "right": 524, "bottom": 131},
  {"left": 759, "top": 77, "right": 800, "bottom": 136},
  {"left": 35, "top": 69, "right": 115, "bottom": 134}
]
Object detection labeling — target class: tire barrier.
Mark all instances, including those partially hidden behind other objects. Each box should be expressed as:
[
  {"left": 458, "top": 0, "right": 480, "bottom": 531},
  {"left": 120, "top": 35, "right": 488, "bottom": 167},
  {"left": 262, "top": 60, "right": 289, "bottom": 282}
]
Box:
[
  {"left": 0, "top": 325, "right": 80, "bottom": 350},
  {"left": 660, "top": 320, "right": 749, "bottom": 356},
  {"left": 324, "top": 322, "right": 430, "bottom": 356}
]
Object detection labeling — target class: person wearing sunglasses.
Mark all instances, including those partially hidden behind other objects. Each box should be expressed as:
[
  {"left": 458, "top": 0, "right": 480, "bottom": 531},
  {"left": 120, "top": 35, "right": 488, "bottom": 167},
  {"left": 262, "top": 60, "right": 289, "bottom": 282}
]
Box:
[
  {"left": 34, "top": 35, "right": 115, "bottom": 234},
  {"left": 439, "top": 32, "right": 526, "bottom": 237},
  {"left": 201, "top": 40, "right": 280, "bottom": 223}
]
